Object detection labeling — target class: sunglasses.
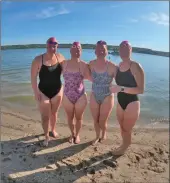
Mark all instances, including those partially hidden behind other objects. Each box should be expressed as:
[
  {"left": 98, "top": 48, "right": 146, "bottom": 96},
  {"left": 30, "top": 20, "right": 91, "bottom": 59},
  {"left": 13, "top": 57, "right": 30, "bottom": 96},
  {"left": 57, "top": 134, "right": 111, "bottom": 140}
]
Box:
[
  {"left": 48, "top": 41, "right": 58, "bottom": 45},
  {"left": 97, "top": 40, "right": 107, "bottom": 45}
]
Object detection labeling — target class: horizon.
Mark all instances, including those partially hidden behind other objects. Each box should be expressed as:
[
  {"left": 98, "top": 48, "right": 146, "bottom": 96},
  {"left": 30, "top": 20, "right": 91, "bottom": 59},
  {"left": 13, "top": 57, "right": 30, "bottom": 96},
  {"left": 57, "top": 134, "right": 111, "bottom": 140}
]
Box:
[
  {"left": 1, "top": 42, "right": 169, "bottom": 53},
  {"left": 2, "top": 1, "right": 169, "bottom": 52}
]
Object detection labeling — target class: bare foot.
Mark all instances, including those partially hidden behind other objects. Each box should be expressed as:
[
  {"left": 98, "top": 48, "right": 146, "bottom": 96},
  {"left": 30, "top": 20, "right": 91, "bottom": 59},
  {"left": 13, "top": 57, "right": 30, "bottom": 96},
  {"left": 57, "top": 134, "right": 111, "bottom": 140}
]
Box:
[
  {"left": 41, "top": 137, "right": 50, "bottom": 147},
  {"left": 92, "top": 138, "right": 101, "bottom": 146},
  {"left": 112, "top": 145, "right": 128, "bottom": 155},
  {"left": 69, "top": 135, "right": 74, "bottom": 144},
  {"left": 99, "top": 137, "right": 106, "bottom": 144},
  {"left": 49, "top": 131, "right": 59, "bottom": 138},
  {"left": 74, "top": 135, "right": 80, "bottom": 144}
]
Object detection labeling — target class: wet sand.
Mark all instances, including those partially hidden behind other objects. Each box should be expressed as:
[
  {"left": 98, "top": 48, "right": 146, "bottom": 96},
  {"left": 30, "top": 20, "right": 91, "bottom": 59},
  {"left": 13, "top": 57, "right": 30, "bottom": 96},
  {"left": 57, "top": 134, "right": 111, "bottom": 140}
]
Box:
[{"left": 1, "top": 102, "right": 169, "bottom": 183}]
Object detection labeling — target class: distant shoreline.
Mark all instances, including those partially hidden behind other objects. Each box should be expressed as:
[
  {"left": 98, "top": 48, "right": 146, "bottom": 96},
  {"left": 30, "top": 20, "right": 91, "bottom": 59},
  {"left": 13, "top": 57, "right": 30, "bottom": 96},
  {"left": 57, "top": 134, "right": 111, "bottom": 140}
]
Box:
[{"left": 1, "top": 44, "right": 169, "bottom": 57}]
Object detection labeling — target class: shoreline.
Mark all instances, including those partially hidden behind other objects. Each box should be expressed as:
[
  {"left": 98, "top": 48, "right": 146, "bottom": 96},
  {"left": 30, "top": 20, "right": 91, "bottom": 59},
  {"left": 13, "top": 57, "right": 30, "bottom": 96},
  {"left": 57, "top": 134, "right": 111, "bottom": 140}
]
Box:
[
  {"left": 1, "top": 96, "right": 169, "bottom": 130},
  {"left": 1, "top": 44, "right": 169, "bottom": 57}
]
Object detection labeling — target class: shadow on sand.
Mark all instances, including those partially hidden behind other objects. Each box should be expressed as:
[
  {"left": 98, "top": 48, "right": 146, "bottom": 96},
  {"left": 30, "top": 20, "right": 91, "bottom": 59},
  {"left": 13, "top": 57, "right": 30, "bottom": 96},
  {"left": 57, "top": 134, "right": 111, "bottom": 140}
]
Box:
[{"left": 1, "top": 134, "right": 121, "bottom": 183}]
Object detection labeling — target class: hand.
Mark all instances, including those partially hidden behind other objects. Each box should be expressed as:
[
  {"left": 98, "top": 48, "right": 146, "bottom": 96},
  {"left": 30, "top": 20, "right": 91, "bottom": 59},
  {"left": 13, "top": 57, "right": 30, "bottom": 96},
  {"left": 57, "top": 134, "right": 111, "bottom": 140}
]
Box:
[
  {"left": 34, "top": 90, "right": 41, "bottom": 101},
  {"left": 110, "top": 85, "right": 121, "bottom": 93}
]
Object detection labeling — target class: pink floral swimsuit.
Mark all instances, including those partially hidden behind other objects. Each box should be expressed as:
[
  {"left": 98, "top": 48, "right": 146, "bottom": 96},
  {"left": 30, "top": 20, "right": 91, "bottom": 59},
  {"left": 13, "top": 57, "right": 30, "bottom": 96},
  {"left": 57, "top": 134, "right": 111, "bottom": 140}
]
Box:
[{"left": 63, "top": 61, "right": 85, "bottom": 104}]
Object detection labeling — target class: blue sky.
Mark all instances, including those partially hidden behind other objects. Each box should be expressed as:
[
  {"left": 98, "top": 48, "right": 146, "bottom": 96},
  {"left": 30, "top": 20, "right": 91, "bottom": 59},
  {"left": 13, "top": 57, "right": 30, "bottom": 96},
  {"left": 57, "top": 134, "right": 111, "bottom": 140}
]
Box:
[{"left": 2, "top": 1, "right": 169, "bottom": 51}]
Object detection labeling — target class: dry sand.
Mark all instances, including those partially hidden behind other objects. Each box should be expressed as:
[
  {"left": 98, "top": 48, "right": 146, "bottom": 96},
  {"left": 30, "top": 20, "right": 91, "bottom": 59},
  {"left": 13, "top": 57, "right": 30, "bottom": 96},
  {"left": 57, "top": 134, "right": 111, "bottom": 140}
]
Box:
[{"left": 1, "top": 104, "right": 169, "bottom": 183}]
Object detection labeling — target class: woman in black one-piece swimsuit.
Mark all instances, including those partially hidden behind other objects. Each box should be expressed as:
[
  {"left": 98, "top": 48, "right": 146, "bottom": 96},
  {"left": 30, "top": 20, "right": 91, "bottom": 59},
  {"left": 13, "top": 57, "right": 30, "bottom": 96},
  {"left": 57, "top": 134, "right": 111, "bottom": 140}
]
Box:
[
  {"left": 110, "top": 41, "right": 145, "bottom": 155},
  {"left": 31, "top": 37, "right": 65, "bottom": 146}
]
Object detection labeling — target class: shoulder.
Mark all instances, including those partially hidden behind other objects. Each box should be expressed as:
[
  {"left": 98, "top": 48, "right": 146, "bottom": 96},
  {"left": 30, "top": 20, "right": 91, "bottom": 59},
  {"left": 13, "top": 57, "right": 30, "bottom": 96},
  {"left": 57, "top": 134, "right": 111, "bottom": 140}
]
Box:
[
  {"left": 61, "top": 59, "right": 68, "bottom": 67},
  {"left": 80, "top": 60, "right": 88, "bottom": 67},
  {"left": 107, "top": 61, "right": 118, "bottom": 73},
  {"left": 89, "top": 59, "right": 96, "bottom": 66},
  {"left": 131, "top": 61, "right": 144, "bottom": 74},
  {"left": 32, "top": 54, "right": 43, "bottom": 65},
  {"left": 107, "top": 60, "right": 117, "bottom": 68},
  {"left": 57, "top": 53, "right": 65, "bottom": 63}
]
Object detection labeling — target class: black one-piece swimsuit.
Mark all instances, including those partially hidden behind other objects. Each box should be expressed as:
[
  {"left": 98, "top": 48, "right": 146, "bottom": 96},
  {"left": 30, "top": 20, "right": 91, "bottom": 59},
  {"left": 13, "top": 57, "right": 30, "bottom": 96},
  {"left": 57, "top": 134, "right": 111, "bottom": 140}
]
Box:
[
  {"left": 38, "top": 54, "right": 62, "bottom": 99},
  {"left": 115, "top": 64, "right": 139, "bottom": 110}
]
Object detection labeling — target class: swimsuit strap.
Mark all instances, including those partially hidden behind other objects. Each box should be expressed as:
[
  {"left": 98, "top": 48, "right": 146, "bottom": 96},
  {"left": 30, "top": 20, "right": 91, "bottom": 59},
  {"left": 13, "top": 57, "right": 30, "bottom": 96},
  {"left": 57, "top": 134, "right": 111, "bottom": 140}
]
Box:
[
  {"left": 106, "top": 61, "right": 109, "bottom": 72},
  {"left": 78, "top": 61, "right": 82, "bottom": 74},
  {"left": 92, "top": 60, "right": 108, "bottom": 73},
  {"left": 129, "top": 61, "right": 133, "bottom": 70},
  {"left": 42, "top": 53, "right": 59, "bottom": 66},
  {"left": 42, "top": 54, "right": 43, "bottom": 65},
  {"left": 118, "top": 61, "right": 132, "bottom": 71},
  {"left": 64, "top": 60, "right": 69, "bottom": 72},
  {"left": 55, "top": 54, "right": 59, "bottom": 64},
  {"left": 64, "top": 60, "right": 81, "bottom": 74}
]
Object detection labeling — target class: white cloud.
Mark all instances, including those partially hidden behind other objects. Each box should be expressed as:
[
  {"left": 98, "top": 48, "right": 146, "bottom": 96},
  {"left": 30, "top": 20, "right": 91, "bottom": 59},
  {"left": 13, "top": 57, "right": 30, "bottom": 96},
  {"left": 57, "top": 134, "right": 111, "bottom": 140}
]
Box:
[
  {"left": 129, "top": 18, "right": 139, "bottom": 23},
  {"left": 143, "top": 12, "right": 169, "bottom": 26},
  {"left": 36, "top": 6, "right": 70, "bottom": 19}
]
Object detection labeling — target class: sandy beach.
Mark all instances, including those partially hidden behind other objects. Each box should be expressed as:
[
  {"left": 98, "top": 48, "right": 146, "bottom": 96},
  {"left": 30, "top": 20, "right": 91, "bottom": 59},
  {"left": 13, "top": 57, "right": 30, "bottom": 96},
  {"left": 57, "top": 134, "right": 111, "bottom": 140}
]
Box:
[{"left": 1, "top": 101, "right": 169, "bottom": 183}]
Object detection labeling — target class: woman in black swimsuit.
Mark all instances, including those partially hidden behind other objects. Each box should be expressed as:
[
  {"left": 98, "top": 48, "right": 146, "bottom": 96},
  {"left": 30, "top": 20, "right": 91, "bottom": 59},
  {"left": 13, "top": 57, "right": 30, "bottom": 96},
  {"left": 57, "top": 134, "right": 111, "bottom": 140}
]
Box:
[
  {"left": 110, "top": 41, "right": 145, "bottom": 155},
  {"left": 31, "top": 37, "right": 65, "bottom": 146}
]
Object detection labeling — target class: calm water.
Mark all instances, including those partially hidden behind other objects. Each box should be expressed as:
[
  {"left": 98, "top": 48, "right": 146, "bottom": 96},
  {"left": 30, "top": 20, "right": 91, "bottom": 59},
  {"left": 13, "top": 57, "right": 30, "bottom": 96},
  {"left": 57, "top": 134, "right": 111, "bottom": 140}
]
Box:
[{"left": 1, "top": 48, "right": 169, "bottom": 126}]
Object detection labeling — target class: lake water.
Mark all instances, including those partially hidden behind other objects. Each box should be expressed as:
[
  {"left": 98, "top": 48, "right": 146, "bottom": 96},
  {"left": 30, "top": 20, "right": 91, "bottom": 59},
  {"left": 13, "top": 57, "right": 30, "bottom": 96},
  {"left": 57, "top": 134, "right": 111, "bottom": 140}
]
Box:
[{"left": 1, "top": 48, "right": 169, "bottom": 127}]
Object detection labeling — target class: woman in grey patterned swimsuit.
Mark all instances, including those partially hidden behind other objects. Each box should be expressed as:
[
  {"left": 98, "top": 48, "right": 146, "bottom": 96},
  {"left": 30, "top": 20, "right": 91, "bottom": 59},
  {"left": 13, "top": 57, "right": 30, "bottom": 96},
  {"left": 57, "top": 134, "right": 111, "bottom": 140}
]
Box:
[{"left": 89, "top": 40, "right": 117, "bottom": 145}]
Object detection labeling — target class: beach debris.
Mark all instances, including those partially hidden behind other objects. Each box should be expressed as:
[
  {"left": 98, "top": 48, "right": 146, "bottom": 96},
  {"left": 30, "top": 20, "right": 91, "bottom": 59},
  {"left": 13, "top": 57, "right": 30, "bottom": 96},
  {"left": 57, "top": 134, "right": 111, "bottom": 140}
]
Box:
[
  {"left": 31, "top": 146, "right": 37, "bottom": 153},
  {"left": 3, "top": 155, "right": 12, "bottom": 162},
  {"left": 110, "top": 173, "right": 114, "bottom": 179},
  {"left": 135, "top": 154, "right": 140, "bottom": 162},
  {"left": 30, "top": 153, "right": 37, "bottom": 158},
  {"left": 164, "top": 159, "right": 168, "bottom": 164},
  {"left": 19, "top": 155, "right": 23, "bottom": 158},
  {"left": 89, "top": 168, "right": 95, "bottom": 174},
  {"left": 127, "top": 163, "right": 131, "bottom": 167},
  {"left": 23, "top": 157, "right": 26, "bottom": 162},
  {"left": 148, "top": 151, "right": 155, "bottom": 157},
  {"left": 46, "top": 164, "right": 57, "bottom": 169},
  {"left": 103, "top": 159, "right": 117, "bottom": 168}
]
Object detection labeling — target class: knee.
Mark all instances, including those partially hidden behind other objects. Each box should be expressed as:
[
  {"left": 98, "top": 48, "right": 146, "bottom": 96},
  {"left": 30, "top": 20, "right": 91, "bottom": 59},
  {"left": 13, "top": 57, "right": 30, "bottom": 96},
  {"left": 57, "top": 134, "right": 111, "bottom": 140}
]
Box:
[
  {"left": 51, "top": 111, "right": 57, "bottom": 117},
  {"left": 68, "top": 116, "right": 74, "bottom": 124},
  {"left": 99, "top": 119, "right": 107, "bottom": 129},
  {"left": 41, "top": 114, "right": 50, "bottom": 122},
  {"left": 121, "top": 126, "right": 132, "bottom": 134},
  {"left": 75, "top": 117, "right": 83, "bottom": 123}
]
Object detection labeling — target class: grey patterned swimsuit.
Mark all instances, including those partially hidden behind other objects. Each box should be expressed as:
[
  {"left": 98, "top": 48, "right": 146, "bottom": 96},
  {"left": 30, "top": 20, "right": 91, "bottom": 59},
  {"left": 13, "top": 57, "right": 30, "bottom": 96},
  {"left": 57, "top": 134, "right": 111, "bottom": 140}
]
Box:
[{"left": 92, "top": 61, "right": 113, "bottom": 104}]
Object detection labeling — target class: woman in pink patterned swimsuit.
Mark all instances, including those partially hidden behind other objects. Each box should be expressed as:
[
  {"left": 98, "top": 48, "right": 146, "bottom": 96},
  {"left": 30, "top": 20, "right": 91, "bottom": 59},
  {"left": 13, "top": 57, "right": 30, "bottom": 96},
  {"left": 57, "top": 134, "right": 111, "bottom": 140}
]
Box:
[{"left": 62, "top": 42, "right": 91, "bottom": 144}]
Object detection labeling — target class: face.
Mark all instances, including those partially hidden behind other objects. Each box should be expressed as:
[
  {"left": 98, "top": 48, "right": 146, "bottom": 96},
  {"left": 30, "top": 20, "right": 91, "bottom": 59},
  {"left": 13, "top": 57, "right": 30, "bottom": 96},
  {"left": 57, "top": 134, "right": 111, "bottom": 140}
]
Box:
[
  {"left": 70, "top": 42, "right": 82, "bottom": 58},
  {"left": 46, "top": 37, "right": 58, "bottom": 53},
  {"left": 119, "top": 41, "right": 132, "bottom": 60},
  {"left": 95, "top": 41, "right": 108, "bottom": 58}
]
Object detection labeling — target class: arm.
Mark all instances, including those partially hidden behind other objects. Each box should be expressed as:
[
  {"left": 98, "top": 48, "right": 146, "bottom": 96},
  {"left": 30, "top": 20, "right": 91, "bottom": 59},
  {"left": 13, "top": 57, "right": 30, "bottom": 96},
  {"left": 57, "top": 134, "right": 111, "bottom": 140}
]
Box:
[
  {"left": 123, "top": 63, "right": 145, "bottom": 94},
  {"left": 84, "top": 63, "right": 92, "bottom": 81},
  {"left": 31, "top": 58, "right": 39, "bottom": 94},
  {"left": 58, "top": 54, "right": 66, "bottom": 73},
  {"left": 59, "top": 53, "right": 65, "bottom": 62}
]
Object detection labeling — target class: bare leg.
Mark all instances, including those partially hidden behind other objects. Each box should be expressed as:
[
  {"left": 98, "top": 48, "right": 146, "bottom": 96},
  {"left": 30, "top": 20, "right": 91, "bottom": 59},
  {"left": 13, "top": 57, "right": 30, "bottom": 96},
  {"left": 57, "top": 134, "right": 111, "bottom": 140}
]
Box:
[
  {"left": 89, "top": 93, "right": 100, "bottom": 145},
  {"left": 99, "top": 94, "right": 114, "bottom": 141},
  {"left": 38, "top": 92, "right": 51, "bottom": 146},
  {"left": 114, "top": 101, "right": 140, "bottom": 155},
  {"left": 62, "top": 94, "right": 75, "bottom": 143},
  {"left": 116, "top": 102, "right": 124, "bottom": 139},
  {"left": 50, "top": 92, "right": 62, "bottom": 138},
  {"left": 74, "top": 94, "right": 87, "bottom": 144}
]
